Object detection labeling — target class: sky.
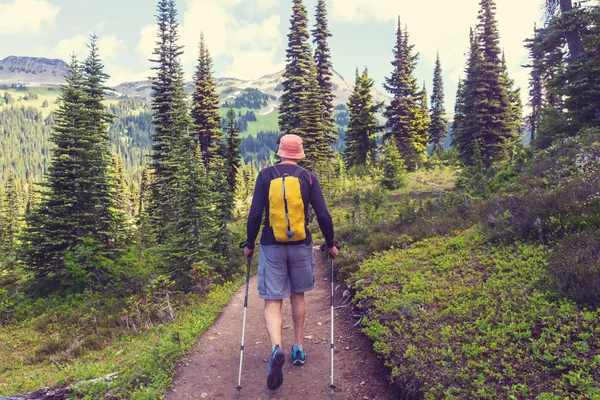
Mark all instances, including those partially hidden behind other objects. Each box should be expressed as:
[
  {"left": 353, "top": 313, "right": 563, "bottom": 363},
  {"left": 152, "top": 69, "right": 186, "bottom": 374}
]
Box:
[{"left": 0, "top": 0, "right": 547, "bottom": 110}]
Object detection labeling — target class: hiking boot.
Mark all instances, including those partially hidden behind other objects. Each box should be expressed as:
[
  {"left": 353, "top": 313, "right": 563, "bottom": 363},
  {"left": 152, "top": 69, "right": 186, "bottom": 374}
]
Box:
[
  {"left": 291, "top": 344, "right": 306, "bottom": 365},
  {"left": 267, "top": 345, "right": 285, "bottom": 390}
]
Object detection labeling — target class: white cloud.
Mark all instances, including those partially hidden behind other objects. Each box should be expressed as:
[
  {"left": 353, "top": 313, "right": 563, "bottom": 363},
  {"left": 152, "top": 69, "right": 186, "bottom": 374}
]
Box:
[
  {"left": 48, "top": 33, "right": 134, "bottom": 86},
  {"left": 136, "top": 0, "right": 284, "bottom": 80},
  {"left": 52, "top": 34, "right": 87, "bottom": 61},
  {"left": 0, "top": 0, "right": 60, "bottom": 36},
  {"left": 52, "top": 34, "right": 125, "bottom": 62},
  {"left": 331, "top": 0, "right": 544, "bottom": 107}
]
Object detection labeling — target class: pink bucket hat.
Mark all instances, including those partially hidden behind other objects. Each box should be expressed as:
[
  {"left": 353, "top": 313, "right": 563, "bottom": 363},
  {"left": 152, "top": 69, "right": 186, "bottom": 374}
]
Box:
[{"left": 277, "top": 134, "right": 306, "bottom": 160}]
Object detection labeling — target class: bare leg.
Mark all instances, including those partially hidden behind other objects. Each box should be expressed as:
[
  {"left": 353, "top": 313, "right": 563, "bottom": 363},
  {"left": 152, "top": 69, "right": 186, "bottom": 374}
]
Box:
[
  {"left": 290, "top": 292, "right": 306, "bottom": 346},
  {"left": 264, "top": 300, "right": 283, "bottom": 349}
]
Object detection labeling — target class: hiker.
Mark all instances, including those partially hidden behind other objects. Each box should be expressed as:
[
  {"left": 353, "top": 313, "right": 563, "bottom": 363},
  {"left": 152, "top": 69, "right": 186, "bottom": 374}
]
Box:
[{"left": 243, "top": 133, "right": 339, "bottom": 391}]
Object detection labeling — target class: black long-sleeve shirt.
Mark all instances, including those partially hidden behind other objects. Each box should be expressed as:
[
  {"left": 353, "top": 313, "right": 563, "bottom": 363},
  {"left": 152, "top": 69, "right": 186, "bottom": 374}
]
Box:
[{"left": 246, "top": 164, "right": 335, "bottom": 249}]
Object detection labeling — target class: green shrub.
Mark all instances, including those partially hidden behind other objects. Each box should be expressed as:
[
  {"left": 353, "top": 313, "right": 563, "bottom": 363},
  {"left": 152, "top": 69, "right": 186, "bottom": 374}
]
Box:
[
  {"left": 353, "top": 232, "right": 600, "bottom": 399},
  {"left": 546, "top": 231, "right": 600, "bottom": 307}
]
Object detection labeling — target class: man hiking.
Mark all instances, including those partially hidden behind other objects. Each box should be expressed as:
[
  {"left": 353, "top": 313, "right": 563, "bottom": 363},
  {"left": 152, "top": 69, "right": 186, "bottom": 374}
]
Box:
[{"left": 243, "top": 133, "right": 339, "bottom": 391}]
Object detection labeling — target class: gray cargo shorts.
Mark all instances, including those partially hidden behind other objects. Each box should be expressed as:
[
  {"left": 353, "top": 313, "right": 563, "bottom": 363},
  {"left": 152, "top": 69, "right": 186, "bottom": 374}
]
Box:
[{"left": 257, "top": 243, "right": 316, "bottom": 300}]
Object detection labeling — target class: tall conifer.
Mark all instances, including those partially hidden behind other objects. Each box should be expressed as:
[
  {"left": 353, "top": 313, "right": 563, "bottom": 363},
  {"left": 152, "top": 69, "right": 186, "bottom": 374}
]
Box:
[
  {"left": 301, "top": 64, "right": 333, "bottom": 174},
  {"left": 0, "top": 173, "right": 20, "bottom": 262},
  {"left": 525, "top": 25, "right": 543, "bottom": 143},
  {"left": 453, "top": 29, "right": 484, "bottom": 164},
  {"left": 474, "top": 0, "right": 515, "bottom": 165},
  {"left": 23, "top": 51, "right": 123, "bottom": 287},
  {"left": 312, "top": 0, "right": 336, "bottom": 144},
  {"left": 279, "top": 0, "right": 314, "bottom": 134},
  {"left": 429, "top": 55, "right": 448, "bottom": 154},
  {"left": 191, "top": 32, "right": 224, "bottom": 170},
  {"left": 148, "top": 0, "right": 189, "bottom": 244},
  {"left": 81, "top": 35, "right": 128, "bottom": 251},
  {"left": 225, "top": 106, "right": 242, "bottom": 192},
  {"left": 166, "top": 139, "right": 217, "bottom": 282},
  {"left": 343, "top": 68, "right": 383, "bottom": 169},
  {"left": 384, "top": 18, "right": 427, "bottom": 169}
]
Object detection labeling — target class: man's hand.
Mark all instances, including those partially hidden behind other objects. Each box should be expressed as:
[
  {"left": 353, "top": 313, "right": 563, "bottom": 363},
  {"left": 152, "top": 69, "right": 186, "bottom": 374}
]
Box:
[
  {"left": 244, "top": 247, "right": 254, "bottom": 259},
  {"left": 328, "top": 246, "right": 339, "bottom": 259}
]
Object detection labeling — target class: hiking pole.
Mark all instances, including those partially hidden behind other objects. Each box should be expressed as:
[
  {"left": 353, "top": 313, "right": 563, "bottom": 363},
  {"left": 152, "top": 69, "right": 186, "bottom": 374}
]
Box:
[
  {"left": 329, "top": 253, "right": 336, "bottom": 398},
  {"left": 237, "top": 243, "right": 252, "bottom": 396},
  {"left": 320, "top": 242, "right": 338, "bottom": 398}
]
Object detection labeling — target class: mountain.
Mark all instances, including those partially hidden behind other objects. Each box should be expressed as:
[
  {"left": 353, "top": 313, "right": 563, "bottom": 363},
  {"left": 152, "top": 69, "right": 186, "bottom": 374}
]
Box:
[
  {"left": 112, "top": 69, "right": 391, "bottom": 107},
  {"left": 0, "top": 56, "right": 68, "bottom": 86},
  {"left": 0, "top": 56, "right": 391, "bottom": 107}
]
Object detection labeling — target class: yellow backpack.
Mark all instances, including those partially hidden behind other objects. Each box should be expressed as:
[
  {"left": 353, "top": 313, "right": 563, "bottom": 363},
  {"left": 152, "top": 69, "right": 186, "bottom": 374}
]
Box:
[{"left": 268, "top": 166, "right": 310, "bottom": 242}]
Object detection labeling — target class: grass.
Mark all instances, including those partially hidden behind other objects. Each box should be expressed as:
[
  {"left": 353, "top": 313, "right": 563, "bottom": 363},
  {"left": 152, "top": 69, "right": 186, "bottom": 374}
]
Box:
[
  {"left": 353, "top": 231, "right": 600, "bottom": 399},
  {"left": 218, "top": 106, "right": 280, "bottom": 138},
  {"left": 0, "top": 279, "right": 242, "bottom": 398}
]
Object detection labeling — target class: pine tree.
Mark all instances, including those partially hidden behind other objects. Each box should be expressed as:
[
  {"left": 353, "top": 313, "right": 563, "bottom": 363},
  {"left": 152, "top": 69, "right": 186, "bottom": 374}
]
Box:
[
  {"left": 453, "top": 0, "right": 519, "bottom": 169},
  {"left": 191, "top": 32, "right": 224, "bottom": 170},
  {"left": 312, "top": 0, "right": 337, "bottom": 144},
  {"left": 452, "top": 77, "right": 465, "bottom": 145},
  {"left": 384, "top": 18, "right": 427, "bottom": 169},
  {"left": 381, "top": 139, "right": 408, "bottom": 190},
  {"left": 416, "top": 81, "right": 430, "bottom": 153},
  {"left": 500, "top": 52, "right": 524, "bottom": 150},
  {"left": 279, "top": 0, "right": 314, "bottom": 134},
  {"left": 225, "top": 106, "right": 242, "bottom": 192},
  {"left": 429, "top": 54, "right": 448, "bottom": 154},
  {"left": 473, "top": 0, "right": 515, "bottom": 166},
  {"left": 343, "top": 68, "right": 383, "bottom": 169},
  {"left": 165, "top": 139, "right": 219, "bottom": 282},
  {"left": 0, "top": 173, "right": 21, "bottom": 262},
  {"left": 110, "top": 151, "right": 133, "bottom": 219},
  {"left": 136, "top": 166, "right": 154, "bottom": 249},
  {"left": 81, "top": 35, "right": 129, "bottom": 251},
  {"left": 148, "top": 0, "right": 190, "bottom": 244},
  {"left": 301, "top": 64, "right": 333, "bottom": 174},
  {"left": 453, "top": 29, "right": 483, "bottom": 164},
  {"left": 22, "top": 57, "right": 108, "bottom": 286}
]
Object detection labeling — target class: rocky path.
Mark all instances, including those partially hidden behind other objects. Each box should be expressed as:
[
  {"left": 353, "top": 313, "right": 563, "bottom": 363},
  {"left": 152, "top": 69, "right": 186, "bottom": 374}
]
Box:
[{"left": 166, "top": 249, "right": 396, "bottom": 399}]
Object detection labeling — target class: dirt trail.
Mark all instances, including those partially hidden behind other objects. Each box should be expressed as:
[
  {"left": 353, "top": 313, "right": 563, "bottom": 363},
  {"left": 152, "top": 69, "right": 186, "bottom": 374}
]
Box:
[{"left": 167, "top": 249, "right": 396, "bottom": 400}]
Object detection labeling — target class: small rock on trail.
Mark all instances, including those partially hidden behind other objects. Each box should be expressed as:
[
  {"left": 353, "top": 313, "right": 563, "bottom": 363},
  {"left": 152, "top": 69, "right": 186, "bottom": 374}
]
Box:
[{"left": 166, "top": 251, "right": 396, "bottom": 399}]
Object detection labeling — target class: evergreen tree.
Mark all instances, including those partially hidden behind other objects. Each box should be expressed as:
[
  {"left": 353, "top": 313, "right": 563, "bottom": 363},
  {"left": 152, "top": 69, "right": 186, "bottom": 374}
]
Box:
[
  {"left": 22, "top": 56, "right": 112, "bottom": 287},
  {"left": 279, "top": 0, "right": 314, "bottom": 134},
  {"left": 191, "top": 32, "right": 224, "bottom": 170},
  {"left": 453, "top": 0, "right": 519, "bottom": 167},
  {"left": 343, "top": 68, "right": 383, "bottom": 169},
  {"left": 81, "top": 35, "right": 129, "bottom": 250},
  {"left": 416, "top": 81, "right": 430, "bottom": 153},
  {"left": 384, "top": 18, "right": 427, "bottom": 169},
  {"left": 500, "top": 52, "right": 524, "bottom": 150},
  {"left": 525, "top": 25, "right": 543, "bottom": 144},
  {"left": 452, "top": 77, "right": 465, "bottom": 145},
  {"left": 0, "top": 173, "right": 21, "bottom": 263},
  {"left": 165, "top": 139, "right": 218, "bottom": 283},
  {"left": 474, "top": 0, "right": 515, "bottom": 165},
  {"left": 429, "top": 54, "right": 448, "bottom": 154},
  {"left": 301, "top": 64, "right": 333, "bottom": 174},
  {"left": 225, "top": 106, "right": 242, "bottom": 192},
  {"left": 312, "top": 0, "right": 337, "bottom": 144},
  {"left": 148, "top": 0, "right": 190, "bottom": 244},
  {"left": 136, "top": 166, "right": 154, "bottom": 249},
  {"left": 453, "top": 29, "right": 483, "bottom": 164},
  {"left": 381, "top": 139, "right": 408, "bottom": 190},
  {"left": 110, "top": 151, "right": 133, "bottom": 220}
]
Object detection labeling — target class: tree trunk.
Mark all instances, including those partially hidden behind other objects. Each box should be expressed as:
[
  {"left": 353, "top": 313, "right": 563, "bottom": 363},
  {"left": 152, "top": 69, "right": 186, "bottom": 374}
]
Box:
[{"left": 559, "top": 0, "right": 586, "bottom": 62}]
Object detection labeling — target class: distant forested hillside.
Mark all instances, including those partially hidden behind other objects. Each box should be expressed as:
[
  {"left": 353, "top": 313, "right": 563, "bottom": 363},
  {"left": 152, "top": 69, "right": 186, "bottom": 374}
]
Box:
[{"left": 0, "top": 92, "right": 154, "bottom": 183}]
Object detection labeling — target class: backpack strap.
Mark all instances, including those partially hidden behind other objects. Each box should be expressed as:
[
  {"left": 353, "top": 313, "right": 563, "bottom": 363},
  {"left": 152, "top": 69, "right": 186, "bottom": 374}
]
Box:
[
  {"left": 270, "top": 165, "right": 282, "bottom": 180},
  {"left": 291, "top": 166, "right": 313, "bottom": 187}
]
